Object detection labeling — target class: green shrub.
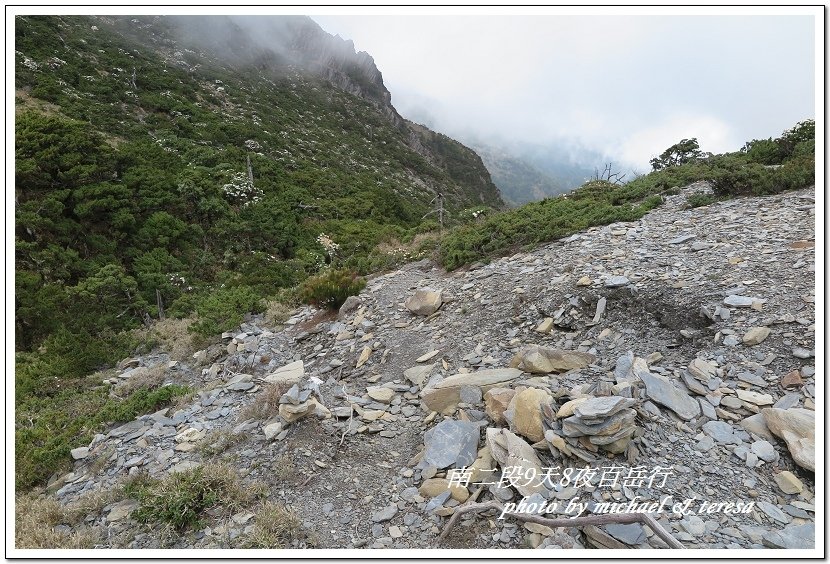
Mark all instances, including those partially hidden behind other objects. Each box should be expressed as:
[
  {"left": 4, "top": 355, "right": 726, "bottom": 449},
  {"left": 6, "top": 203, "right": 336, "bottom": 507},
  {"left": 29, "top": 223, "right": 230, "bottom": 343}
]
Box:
[
  {"left": 686, "top": 194, "right": 720, "bottom": 208},
  {"left": 15, "top": 377, "right": 188, "bottom": 491},
  {"left": 710, "top": 159, "right": 776, "bottom": 196},
  {"left": 96, "top": 384, "right": 190, "bottom": 424},
  {"left": 188, "top": 286, "right": 264, "bottom": 338},
  {"left": 774, "top": 155, "right": 815, "bottom": 191},
  {"left": 298, "top": 268, "right": 366, "bottom": 310}
]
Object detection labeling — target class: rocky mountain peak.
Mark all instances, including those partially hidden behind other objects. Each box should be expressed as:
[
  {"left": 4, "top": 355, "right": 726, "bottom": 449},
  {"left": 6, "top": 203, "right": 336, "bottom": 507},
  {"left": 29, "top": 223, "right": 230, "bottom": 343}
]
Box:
[{"left": 163, "top": 15, "right": 401, "bottom": 124}]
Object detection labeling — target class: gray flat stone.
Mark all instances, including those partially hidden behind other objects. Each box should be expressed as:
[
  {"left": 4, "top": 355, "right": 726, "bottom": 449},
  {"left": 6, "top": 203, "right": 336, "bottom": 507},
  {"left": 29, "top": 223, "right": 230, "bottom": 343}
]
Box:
[
  {"left": 702, "top": 420, "right": 741, "bottom": 444},
  {"left": 604, "top": 523, "right": 647, "bottom": 545},
  {"left": 669, "top": 234, "right": 696, "bottom": 244},
  {"left": 605, "top": 276, "right": 630, "bottom": 288},
  {"left": 762, "top": 524, "right": 814, "bottom": 549},
  {"left": 423, "top": 419, "right": 480, "bottom": 469},
  {"left": 639, "top": 371, "right": 701, "bottom": 421},
  {"left": 757, "top": 501, "right": 791, "bottom": 524},
  {"left": 724, "top": 295, "right": 756, "bottom": 307},
  {"left": 751, "top": 440, "right": 778, "bottom": 462},
  {"left": 371, "top": 504, "right": 398, "bottom": 523},
  {"left": 737, "top": 371, "right": 767, "bottom": 387},
  {"left": 574, "top": 396, "right": 637, "bottom": 419}
]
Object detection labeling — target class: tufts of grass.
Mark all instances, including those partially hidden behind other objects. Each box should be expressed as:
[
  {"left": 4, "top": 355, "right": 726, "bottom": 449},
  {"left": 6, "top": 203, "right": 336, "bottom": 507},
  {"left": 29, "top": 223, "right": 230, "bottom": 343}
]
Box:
[
  {"left": 239, "top": 502, "right": 312, "bottom": 548},
  {"left": 126, "top": 463, "right": 267, "bottom": 530},
  {"left": 237, "top": 383, "right": 288, "bottom": 422},
  {"left": 263, "top": 300, "right": 294, "bottom": 327},
  {"left": 14, "top": 488, "right": 128, "bottom": 549},
  {"left": 110, "top": 363, "right": 167, "bottom": 399},
  {"left": 147, "top": 317, "right": 197, "bottom": 362},
  {"left": 271, "top": 455, "right": 297, "bottom": 483},
  {"left": 197, "top": 429, "right": 247, "bottom": 457}
]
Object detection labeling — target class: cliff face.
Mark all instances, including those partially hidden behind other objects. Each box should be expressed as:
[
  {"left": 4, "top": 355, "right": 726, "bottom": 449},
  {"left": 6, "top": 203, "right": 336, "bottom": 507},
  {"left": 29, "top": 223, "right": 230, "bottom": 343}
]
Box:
[{"left": 165, "top": 16, "right": 399, "bottom": 118}]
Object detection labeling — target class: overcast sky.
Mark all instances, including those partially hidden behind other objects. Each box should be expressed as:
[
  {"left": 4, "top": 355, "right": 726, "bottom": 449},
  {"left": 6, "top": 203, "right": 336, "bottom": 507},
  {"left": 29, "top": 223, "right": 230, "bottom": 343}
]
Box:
[{"left": 312, "top": 13, "right": 817, "bottom": 170}]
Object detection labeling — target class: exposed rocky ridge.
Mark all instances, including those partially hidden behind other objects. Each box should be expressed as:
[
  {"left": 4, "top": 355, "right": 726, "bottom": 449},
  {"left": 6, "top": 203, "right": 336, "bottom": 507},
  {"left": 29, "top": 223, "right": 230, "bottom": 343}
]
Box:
[
  {"left": 43, "top": 183, "right": 816, "bottom": 550},
  {"left": 164, "top": 15, "right": 400, "bottom": 123}
]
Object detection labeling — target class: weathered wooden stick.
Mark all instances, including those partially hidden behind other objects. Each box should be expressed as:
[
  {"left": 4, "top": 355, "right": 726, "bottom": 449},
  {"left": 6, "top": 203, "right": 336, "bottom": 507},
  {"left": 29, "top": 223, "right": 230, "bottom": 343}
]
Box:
[{"left": 440, "top": 500, "right": 684, "bottom": 549}]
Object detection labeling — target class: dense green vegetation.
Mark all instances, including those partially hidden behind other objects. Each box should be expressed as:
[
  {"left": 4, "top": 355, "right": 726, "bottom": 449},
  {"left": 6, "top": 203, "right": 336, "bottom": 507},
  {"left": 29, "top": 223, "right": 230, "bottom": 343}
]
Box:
[
  {"left": 14, "top": 13, "right": 814, "bottom": 491},
  {"left": 438, "top": 120, "right": 815, "bottom": 269}
]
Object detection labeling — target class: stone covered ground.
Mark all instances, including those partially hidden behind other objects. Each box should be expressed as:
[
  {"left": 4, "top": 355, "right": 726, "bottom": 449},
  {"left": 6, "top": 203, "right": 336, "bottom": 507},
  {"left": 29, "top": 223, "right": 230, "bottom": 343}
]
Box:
[{"left": 44, "top": 182, "right": 817, "bottom": 551}]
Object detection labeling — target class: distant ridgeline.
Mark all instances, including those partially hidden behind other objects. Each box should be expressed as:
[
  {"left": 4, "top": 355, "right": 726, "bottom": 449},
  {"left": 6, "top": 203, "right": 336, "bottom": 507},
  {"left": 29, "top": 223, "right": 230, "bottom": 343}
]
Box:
[{"left": 14, "top": 14, "right": 502, "bottom": 351}]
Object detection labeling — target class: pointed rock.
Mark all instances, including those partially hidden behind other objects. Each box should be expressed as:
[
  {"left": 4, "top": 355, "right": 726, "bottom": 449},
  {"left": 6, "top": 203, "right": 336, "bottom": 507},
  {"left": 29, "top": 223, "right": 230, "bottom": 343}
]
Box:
[
  {"left": 510, "top": 387, "right": 553, "bottom": 443},
  {"left": 356, "top": 346, "right": 372, "bottom": 368},
  {"left": 774, "top": 471, "right": 804, "bottom": 494},
  {"left": 535, "top": 318, "right": 554, "bottom": 333},
  {"left": 263, "top": 360, "right": 305, "bottom": 385},
  {"left": 688, "top": 358, "right": 717, "bottom": 382},
  {"left": 404, "top": 364, "right": 434, "bottom": 388},
  {"left": 367, "top": 386, "right": 395, "bottom": 404},
  {"left": 743, "top": 326, "right": 771, "bottom": 346},
  {"left": 484, "top": 387, "right": 516, "bottom": 425},
  {"left": 781, "top": 370, "right": 804, "bottom": 389},
  {"left": 485, "top": 427, "right": 547, "bottom": 497}
]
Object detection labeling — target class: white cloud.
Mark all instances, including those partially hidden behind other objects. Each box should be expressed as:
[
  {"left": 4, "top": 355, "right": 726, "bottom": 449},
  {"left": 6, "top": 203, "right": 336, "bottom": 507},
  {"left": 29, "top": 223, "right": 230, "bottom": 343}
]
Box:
[
  {"left": 616, "top": 114, "right": 738, "bottom": 170},
  {"left": 311, "top": 13, "right": 816, "bottom": 171}
]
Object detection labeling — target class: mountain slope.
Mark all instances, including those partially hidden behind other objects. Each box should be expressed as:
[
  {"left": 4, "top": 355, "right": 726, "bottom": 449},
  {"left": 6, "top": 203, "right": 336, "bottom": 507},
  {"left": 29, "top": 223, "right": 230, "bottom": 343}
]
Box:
[
  {"left": 14, "top": 14, "right": 501, "bottom": 351},
  {"left": 26, "top": 184, "right": 816, "bottom": 550},
  {"left": 471, "top": 143, "right": 575, "bottom": 205}
]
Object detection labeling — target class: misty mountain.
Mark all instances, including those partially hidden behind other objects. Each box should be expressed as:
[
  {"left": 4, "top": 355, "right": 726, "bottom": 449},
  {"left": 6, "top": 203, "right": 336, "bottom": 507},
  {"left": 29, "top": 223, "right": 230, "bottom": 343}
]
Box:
[
  {"left": 400, "top": 105, "right": 599, "bottom": 206},
  {"left": 467, "top": 143, "right": 584, "bottom": 206},
  {"left": 100, "top": 15, "right": 504, "bottom": 209}
]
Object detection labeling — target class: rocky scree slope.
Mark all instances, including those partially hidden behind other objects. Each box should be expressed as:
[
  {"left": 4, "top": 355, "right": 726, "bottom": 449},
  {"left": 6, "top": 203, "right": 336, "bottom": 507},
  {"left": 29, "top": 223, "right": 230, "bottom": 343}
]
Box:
[{"left": 46, "top": 183, "right": 816, "bottom": 550}]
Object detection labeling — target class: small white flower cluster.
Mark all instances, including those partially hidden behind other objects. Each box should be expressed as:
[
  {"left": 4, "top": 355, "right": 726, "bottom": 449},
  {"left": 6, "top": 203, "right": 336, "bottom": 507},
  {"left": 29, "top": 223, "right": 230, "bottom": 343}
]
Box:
[
  {"left": 316, "top": 233, "right": 339, "bottom": 259},
  {"left": 245, "top": 139, "right": 262, "bottom": 151},
  {"left": 168, "top": 273, "right": 192, "bottom": 291},
  {"left": 222, "top": 172, "right": 263, "bottom": 206},
  {"left": 21, "top": 55, "right": 39, "bottom": 70},
  {"left": 45, "top": 57, "right": 66, "bottom": 69}
]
